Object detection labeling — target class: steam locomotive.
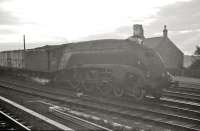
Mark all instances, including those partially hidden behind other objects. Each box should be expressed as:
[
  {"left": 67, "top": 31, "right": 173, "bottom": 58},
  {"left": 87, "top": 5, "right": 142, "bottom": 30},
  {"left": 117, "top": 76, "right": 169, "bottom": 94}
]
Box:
[
  {"left": 0, "top": 39, "right": 171, "bottom": 101},
  {"left": 0, "top": 25, "right": 172, "bottom": 101}
]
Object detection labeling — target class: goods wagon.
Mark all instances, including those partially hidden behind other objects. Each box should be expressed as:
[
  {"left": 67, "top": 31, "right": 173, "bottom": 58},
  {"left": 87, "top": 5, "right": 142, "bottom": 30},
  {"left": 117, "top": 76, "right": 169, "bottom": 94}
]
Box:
[
  {"left": 0, "top": 50, "right": 24, "bottom": 68},
  {"left": 0, "top": 39, "right": 172, "bottom": 101}
]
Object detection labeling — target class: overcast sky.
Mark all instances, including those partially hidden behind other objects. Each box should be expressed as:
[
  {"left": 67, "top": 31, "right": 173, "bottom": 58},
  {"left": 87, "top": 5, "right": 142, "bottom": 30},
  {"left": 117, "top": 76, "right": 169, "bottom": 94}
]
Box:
[{"left": 0, "top": 0, "right": 199, "bottom": 54}]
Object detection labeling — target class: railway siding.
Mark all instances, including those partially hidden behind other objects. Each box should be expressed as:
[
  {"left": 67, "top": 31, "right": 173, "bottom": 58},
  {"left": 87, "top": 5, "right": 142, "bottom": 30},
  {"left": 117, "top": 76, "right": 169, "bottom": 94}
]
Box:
[
  {"left": 1, "top": 75, "right": 200, "bottom": 130},
  {"left": 0, "top": 96, "right": 73, "bottom": 130},
  {"left": 174, "top": 76, "right": 200, "bottom": 84},
  {"left": 0, "top": 107, "right": 31, "bottom": 130},
  {"left": 1, "top": 80, "right": 199, "bottom": 131}
]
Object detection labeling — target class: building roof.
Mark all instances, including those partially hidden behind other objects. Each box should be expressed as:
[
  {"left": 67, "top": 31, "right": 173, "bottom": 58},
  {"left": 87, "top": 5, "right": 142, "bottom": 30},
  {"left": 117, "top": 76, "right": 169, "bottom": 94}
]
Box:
[
  {"left": 143, "top": 36, "right": 183, "bottom": 55},
  {"left": 143, "top": 37, "right": 163, "bottom": 48}
]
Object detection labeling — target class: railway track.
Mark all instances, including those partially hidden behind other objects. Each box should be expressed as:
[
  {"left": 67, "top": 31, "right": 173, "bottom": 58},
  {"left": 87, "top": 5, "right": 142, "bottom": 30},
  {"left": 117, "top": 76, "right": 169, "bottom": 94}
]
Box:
[
  {"left": 145, "top": 97, "right": 200, "bottom": 114},
  {"left": 166, "top": 86, "right": 200, "bottom": 96},
  {"left": 172, "top": 77, "right": 200, "bottom": 94},
  {"left": 0, "top": 82, "right": 112, "bottom": 131},
  {"left": 49, "top": 106, "right": 112, "bottom": 131},
  {"left": 162, "top": 79, "right": 200, "bottom": 103},
  {"left": 0, "top": 84, "right": 132, "bottom": 131},
  {"left": 0, "top": 107, "right": 31, "bottom": 130},
  {"left": 163, "top": 90, "right": 200, "bottom": 103},
  {"left": 76, "top": 96, "right": 200, "bottom": 131},
  {"left": 0, "top": 96, "right": 111, "bottom": 131},
  {"left": 0, "top": 95, "right": 74, "bottom": 130},
  {"left": 0, "top": 80, "right": 200, "bottom": 130}
]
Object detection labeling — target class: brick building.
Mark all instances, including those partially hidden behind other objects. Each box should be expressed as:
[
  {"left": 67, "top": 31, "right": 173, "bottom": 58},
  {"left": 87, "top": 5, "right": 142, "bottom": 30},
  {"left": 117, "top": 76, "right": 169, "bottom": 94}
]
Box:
[{"left": 143, "top": 26, "right": 184, "bottom": 74}]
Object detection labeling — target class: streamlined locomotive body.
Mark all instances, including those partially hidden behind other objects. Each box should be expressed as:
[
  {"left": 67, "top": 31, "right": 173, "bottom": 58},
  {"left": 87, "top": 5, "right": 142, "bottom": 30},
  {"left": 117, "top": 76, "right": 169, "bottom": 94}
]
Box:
[
  {"left": 0, "top": 38, "right": 171, "bottom": 100},
  {"left": 54, "top": 39, "right": 171, "bottom": 100}
]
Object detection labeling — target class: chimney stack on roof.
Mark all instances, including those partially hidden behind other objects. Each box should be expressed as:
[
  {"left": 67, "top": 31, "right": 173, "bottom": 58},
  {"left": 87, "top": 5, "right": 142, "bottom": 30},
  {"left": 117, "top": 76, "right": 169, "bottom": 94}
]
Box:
[
  {"left": 163, "top": 25, "right": 168, "bottom": 38},
  {"left": 133, "top": 24, "right": 144, "bottom": 39},
  {"left": 128, "top": 24, "right": 144, "bottom": 44}
]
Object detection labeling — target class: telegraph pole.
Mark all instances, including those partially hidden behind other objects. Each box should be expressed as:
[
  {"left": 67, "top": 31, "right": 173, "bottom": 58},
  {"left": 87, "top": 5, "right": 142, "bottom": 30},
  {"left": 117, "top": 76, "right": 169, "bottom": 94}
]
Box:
[{"left": 23, "top": 34, "right": 26, "bottom": 50}]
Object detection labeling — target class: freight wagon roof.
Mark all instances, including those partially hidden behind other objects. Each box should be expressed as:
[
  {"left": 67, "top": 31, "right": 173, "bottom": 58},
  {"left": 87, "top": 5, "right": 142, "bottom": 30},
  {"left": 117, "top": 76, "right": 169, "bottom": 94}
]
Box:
[{"left": 0, "top": 49, "right": 25, "bottom": 53}]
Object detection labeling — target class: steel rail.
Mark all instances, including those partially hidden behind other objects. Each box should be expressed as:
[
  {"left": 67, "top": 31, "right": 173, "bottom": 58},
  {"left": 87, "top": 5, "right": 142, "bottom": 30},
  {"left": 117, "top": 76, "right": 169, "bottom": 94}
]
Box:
[
  {"left": 50, "top": 107, "right": 112, "bottom": 131},
  {"left": 0, "top": 96, "right": 73, "bottom": 131},
  {"left": 163, "top": 90, "right": 200, "bottom": 103},
  {"left": 167, "top": 86, "right": 200, "bottom": 96},
  {"left": 0, "top": 110, "right": 31, "bottom": 130}
]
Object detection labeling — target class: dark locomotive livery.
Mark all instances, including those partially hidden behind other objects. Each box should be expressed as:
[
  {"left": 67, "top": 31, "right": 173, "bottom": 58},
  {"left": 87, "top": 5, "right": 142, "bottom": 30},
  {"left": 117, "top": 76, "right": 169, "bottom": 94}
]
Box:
[{"left": 0, "top": 38, "right": 171, "bottom": 101}]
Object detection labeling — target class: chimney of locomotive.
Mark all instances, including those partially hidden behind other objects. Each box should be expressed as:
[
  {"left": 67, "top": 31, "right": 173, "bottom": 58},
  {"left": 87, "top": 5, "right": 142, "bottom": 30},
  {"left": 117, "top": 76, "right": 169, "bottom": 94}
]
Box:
[{"left": 163, "top": 25, "right": 168, "bottom": 38}]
